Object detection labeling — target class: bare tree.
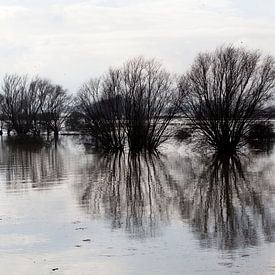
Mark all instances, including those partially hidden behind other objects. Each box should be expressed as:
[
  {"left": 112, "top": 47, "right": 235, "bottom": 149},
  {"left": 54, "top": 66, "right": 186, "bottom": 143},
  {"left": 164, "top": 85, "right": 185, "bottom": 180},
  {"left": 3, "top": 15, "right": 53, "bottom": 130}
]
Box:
[
  {"left": 77, "top": 69, "right": 126, "bottom": 151},
  {"left": 40, "top": 84, "right": 71, "bottom": 139},
  {"left": 1, "top": 74, "right": 28, "bottom": 136},
  {"left": 1, "top": 75, "right": 70, "bottom": 139},
  {"left": 122, "top": 57, "right": 176, "bottom": 151},
  {"left": 27, "top": 77, "right": 50, "bottom": 136},
  {"left": 177, "top": 46, "right": 275, "bottom": 152},
  {"left": 0, "top": 94, "right": 5, "bottom": 135},
  {"left": 77, "top": 57, "right": 176, "bottom": 152},
  {"left": 1, "top": 75, "right": 48, "bottom": 136}
]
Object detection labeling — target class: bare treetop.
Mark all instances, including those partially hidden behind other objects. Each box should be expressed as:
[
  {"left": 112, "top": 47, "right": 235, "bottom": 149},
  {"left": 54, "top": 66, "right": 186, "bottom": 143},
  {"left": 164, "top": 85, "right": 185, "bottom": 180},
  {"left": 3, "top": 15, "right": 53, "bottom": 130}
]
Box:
[{"left": 178, "top": 46, "right": 275, "bottom": 152}]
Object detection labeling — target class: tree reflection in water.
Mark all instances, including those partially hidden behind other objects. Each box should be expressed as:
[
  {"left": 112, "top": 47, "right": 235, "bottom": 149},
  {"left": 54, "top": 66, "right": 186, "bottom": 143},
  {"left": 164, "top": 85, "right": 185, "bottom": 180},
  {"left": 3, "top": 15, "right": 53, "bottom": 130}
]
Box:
[
  {"left": 76, "top": 151, "right": 181, "bottom": 238},
  {"left": 77, "top": 148, "right": 275, "bottom": 248},
  {"left": 0, "top": 136, "right": 272, "bottom": 250},
  {"left": 183, "top": 152, "right": 274, "bottom": 250},
  {"left": 0, "top": 138, "right": 65, "bottom": 189}
]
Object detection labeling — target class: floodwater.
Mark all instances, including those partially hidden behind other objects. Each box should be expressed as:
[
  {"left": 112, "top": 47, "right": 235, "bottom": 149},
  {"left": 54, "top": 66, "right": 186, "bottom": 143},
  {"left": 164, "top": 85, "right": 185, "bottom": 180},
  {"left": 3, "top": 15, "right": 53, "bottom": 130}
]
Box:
[{"left": 0, "top": 137, "right": 275, "bottom": 275}]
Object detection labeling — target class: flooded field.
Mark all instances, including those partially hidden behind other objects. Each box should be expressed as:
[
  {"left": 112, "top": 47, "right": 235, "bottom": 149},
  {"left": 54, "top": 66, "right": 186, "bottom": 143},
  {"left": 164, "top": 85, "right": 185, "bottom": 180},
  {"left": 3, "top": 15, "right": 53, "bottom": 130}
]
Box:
[{"left": 0, "top": 136, "right": 275, "bottom": 274}]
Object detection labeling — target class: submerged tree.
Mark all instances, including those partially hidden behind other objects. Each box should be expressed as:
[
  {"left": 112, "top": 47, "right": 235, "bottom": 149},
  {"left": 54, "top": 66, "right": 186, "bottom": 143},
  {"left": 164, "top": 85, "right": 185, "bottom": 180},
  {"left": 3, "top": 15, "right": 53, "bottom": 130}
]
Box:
[
  {"left": 122, "top": 57, "right": 176, "bottom": 151},
  {"left": 77, "top": 69, "right": 126, "bottom": 151},
  {"left": 178, "top": 46, "right": 275, "bottom": 153},
  {"left": 77, "top": 57, "right": 176, "bottom": 152},
  {"left": 40, "top": 83, "right": 71, "bottom": 139},
  {"left": 1, "top": 75, "right": 48, "bottom": 137},
  {"left": 1, "top": 74, "right": 71, "bottom": 139}
]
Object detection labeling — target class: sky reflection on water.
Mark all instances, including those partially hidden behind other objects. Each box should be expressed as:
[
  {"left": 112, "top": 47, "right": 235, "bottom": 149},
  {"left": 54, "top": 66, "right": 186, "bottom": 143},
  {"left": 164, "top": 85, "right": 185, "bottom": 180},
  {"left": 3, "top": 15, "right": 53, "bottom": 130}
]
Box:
[{"left": 0, "top": 136, "right": 275, "bottom": 274}]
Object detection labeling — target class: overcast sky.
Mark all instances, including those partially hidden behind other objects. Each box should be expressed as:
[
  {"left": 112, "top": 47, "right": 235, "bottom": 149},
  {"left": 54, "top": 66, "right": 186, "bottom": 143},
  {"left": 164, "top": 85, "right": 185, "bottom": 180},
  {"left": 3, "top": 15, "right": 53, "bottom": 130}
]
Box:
[{"left": 0, "top": 0, "right": 274, "bottom": 92}]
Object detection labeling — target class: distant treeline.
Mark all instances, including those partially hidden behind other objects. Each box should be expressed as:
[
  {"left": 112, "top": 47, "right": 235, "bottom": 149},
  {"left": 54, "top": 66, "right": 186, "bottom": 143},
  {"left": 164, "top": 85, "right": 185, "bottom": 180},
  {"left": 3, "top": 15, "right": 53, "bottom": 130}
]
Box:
[{"left": 1, "top": 45, "right": 275, "bottom": 153}]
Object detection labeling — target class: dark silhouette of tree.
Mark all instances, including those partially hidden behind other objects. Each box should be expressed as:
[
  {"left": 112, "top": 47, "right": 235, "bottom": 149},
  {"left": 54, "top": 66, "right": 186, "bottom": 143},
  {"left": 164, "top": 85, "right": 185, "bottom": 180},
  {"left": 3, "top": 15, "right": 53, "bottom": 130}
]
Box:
[
  {"left": 1, "top": 75, "right": 49, "bottom": 137},
  {"left": 77, "top": 69, "right": 126, "bottom": 151},
  {"left": 77, "top": 57, "right": 176, "bottom": 152},
  {"left": 0, "top": 94, "right": 4, "bottom": 135},
  {"left": 122, "top": 57, "right": 176, "bottom": 152},
  {"left": 40, "top": 83, "right": 72, "bottom": 139},
  {"left": 0, "top": 74, "right": 71, "bottom": 139},
  {"left": 177, "top": 46, "right": 275, "bottom": 153}
]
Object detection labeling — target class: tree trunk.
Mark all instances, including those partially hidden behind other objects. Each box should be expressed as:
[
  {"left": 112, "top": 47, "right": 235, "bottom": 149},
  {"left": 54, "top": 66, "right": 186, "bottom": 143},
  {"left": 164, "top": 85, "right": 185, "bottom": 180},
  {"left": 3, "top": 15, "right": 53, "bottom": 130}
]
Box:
[{"left": 54, "top": 130, "right": 59, "bottom": 140}]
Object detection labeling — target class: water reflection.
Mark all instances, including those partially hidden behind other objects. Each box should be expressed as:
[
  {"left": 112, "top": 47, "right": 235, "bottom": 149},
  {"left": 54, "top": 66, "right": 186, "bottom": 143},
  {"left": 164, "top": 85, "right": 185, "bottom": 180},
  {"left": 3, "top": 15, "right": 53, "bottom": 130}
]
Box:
[
  {"left": 182, "top": 152, "right": 275, "bottom": 250},
  {"left": 0, "top": 138, "right": 66, "bottom": 189},
  {"left": 0, "top": 136, "right": 274, "bottom": 252},
  {"left": 76, "top": 148, "right": 275, "bottom": 249},
  {"left": 76, "top": 152, "right": 180, "bottom": 238}
]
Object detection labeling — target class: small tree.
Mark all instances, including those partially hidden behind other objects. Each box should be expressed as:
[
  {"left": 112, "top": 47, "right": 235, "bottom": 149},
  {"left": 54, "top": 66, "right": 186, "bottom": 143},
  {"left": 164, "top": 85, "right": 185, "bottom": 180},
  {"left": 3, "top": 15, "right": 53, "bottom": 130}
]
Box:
[
  {"left": 40, "top": 84, "right": 71, "bottom": 139},
  {"left": 1, "top": 75, "right": 48, "bottom": 137},
  {"left": 178, "top": 46, "right": 275, "bottom": 152},
  {"left": 1, "top": 75, "right": 70, "bottom": 139}
]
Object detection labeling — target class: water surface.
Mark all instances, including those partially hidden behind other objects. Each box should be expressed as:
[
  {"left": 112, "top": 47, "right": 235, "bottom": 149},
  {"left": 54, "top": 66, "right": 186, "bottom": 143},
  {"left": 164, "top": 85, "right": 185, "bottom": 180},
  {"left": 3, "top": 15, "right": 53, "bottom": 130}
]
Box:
[{"left": 0, "top": 137, "right": 275, "bottom": 274}]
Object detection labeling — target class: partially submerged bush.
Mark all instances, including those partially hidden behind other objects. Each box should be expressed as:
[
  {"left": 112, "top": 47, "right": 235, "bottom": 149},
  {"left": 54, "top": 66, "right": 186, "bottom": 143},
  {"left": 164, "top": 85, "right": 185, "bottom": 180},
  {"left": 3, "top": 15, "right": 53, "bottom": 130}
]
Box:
[
  {"left": 122, "top": 57, "right": 176, "bottom": 152},
  {"left": 1, "top": 74, "right": 71, "bottom": 139},
  {"left": 177, "top": 46, "right": 275, "bottom": 153},
  {"left": 77, "top": 57, "right": 176, "bottom": 152},
  {"left": 77, "top": 70, "right": 126, "bottom": 152}
]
